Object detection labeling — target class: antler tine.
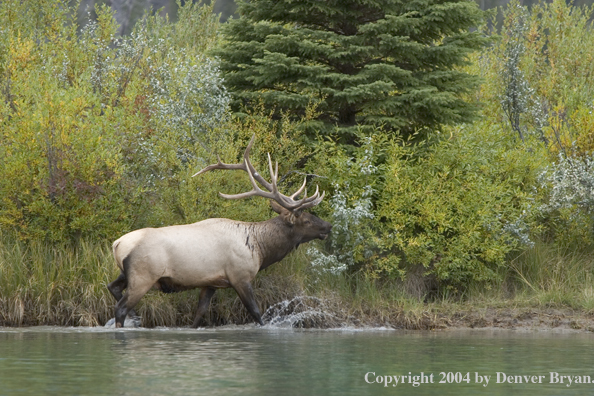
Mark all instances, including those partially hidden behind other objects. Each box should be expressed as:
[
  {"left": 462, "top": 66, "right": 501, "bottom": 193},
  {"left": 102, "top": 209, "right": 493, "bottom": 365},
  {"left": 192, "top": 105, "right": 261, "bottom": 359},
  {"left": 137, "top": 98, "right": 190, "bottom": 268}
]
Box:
[
  {"left": 193, "top": 135, "right": 273, "bottom": 192},
  {"left": 192, "top": 155, "right": 244, "bottom": 177},
  {"left": 298, "top": 190, "right": 326, "bottom": 210},
  {"left": 267, "top": 153, "right": 279, "bottom": 194},
  {"left": 289, "top": 177, "right": 307, "bottom": 200},
  {"left": 245, "top": 136, "right": 273, "bottom": 191},
  {"left": 304, "top": 185, "right": 319, "bottom": 202}
]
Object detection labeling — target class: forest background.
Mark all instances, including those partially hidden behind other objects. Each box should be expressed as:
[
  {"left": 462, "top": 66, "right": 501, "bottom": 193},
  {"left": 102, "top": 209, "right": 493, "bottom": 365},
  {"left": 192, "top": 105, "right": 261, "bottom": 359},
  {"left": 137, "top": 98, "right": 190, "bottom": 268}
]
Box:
[{"left": 2, "top": 0, "right": 594, "bottom": 329}]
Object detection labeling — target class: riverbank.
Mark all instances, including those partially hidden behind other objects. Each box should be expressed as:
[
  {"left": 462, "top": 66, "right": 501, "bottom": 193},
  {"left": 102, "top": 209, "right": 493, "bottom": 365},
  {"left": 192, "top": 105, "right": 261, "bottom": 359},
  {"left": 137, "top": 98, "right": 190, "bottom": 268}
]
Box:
[
  {"left": 257, "top": 292, "right": 594, "bottom": 333},
  {"left": 3, "top": 285, "right": 594, "bottom": 332},
  {"left": 436, "top": 307, "right": 594, "bottom": 332},
  {"left": 385, "top": 306, "right": 594, "bottom": 332},
  {"left": 2, "top": 235, "right": 594, "bottom": 332}
]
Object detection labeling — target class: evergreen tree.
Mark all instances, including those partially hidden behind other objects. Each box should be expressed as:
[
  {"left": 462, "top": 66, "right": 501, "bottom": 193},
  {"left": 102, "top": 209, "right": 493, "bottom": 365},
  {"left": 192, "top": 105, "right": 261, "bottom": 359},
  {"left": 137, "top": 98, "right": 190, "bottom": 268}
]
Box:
[{"left": 216, "top": 0, "right": 487, "bottom": 141}]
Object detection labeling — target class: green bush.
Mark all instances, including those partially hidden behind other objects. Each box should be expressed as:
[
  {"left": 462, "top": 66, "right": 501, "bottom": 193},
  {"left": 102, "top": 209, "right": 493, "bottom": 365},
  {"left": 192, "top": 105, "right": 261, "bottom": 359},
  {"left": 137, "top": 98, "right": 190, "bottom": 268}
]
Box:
[
  {"left": 378, "top": 124, "right": 545, "bottom": 288},
  {"left": 463, "top": 0, "right": 594, "bottom": 252},
  {"left": 474, "top": 0, "right": 594, "bottom": 156},
  {"left": 0, "top": 0, "right": 228, "bottom": 242},
  {"left": 305, "top": 132, "right": 387, "bottom": 276}
]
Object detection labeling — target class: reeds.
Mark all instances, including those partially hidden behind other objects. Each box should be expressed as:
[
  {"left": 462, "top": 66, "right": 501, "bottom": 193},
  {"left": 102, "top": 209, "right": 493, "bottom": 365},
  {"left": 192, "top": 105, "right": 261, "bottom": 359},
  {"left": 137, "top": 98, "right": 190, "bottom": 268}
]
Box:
[
  {"left": 2, "top": 233, "right": 594, "bottom": 329},
  {"left": 0, "top": 234, "right": 115, "bottom": 326},
  {"left": 506, "top": 240, "right": 594, "bottom": 311}
]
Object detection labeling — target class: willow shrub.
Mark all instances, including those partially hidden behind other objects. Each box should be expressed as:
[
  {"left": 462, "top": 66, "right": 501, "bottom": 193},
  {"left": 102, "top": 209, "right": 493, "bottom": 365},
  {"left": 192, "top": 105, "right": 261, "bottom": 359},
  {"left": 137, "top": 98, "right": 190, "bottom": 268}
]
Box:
[
  {"left": 377, "top": 125, "right": 545, "bottom": 289},
  {"left": 473, "top": 0, "right": 594, "bottom": 154},
  {"left": 471, "top": 0, "right": 594, "bottom": 248},
  {"left": 305, "top": 132, "right": 388, "bottom": 277},
  {"left": 303, "top": 124, "right": 543, "bottom": 290},
  {"left": 0, "top": 0, "right": 232, "bottom": 242}
]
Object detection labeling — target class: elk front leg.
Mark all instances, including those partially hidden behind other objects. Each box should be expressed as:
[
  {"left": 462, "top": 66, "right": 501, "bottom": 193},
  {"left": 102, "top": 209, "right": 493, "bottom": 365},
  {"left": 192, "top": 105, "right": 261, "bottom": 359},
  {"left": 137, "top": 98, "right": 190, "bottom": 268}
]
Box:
[
  {"left": 192, "top": 287, "right": 216, "bottom": 328},
  {"left": 233, "top": 281, "right": 264, "bottom": 326}
]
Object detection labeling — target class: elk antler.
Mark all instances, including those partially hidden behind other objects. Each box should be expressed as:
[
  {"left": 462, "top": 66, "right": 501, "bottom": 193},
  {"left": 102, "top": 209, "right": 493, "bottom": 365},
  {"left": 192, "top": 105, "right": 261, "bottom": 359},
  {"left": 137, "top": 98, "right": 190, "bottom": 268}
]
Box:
[{"left": 192, "top": 135, "right": 325, "bottom": 211}]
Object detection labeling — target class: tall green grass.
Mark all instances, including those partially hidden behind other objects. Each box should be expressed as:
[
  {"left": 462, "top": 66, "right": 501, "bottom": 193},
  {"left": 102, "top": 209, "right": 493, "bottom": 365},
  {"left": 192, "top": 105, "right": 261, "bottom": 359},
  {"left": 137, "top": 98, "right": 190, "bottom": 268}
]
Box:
[
  {"left": 0, "top": 233, "right": 116, "bottom": 326},
  {"left": 2, "top": 233, "right": 594, "bottom": 328},
  {"left": 506, "top": 241, "right": 594, "bottom": 311}
]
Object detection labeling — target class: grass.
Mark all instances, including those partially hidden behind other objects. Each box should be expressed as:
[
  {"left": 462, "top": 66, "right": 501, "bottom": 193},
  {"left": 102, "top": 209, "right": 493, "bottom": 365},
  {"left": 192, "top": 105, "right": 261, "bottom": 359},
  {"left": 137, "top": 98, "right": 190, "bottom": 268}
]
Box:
[
  {"left": 501, "top": 240, "right": 594, "bottom": 311},
  {"left": 2, "top": 233, "right": 594, "bottom": 329},
  {"left": 0, "top": 234, "right": 116, "bottom": 326}
]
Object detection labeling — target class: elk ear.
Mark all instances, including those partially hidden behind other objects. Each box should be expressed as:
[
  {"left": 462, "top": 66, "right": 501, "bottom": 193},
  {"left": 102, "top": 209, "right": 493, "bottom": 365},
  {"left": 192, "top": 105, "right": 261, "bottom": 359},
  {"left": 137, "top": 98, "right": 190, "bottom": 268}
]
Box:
[{"left": 270, "top": 201, "right": 299, "bottom": 225}]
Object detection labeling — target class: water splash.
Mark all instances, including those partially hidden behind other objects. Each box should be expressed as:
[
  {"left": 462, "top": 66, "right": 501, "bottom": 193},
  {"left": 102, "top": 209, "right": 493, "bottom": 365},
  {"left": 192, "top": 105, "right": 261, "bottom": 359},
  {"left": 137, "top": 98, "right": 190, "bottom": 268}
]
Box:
[
  {"left": 104, "top": 315, "right": 142, "bottom": 328},
  {"left": 262, "top": 296, "right": 345, "bottom": 328}
]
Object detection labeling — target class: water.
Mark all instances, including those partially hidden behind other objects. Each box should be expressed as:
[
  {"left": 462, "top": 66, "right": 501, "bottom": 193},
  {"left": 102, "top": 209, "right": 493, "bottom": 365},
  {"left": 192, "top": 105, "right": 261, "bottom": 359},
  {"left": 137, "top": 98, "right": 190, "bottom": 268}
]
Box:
[{"left": 0, "top": 326, "right": 592, "bottom": 395}]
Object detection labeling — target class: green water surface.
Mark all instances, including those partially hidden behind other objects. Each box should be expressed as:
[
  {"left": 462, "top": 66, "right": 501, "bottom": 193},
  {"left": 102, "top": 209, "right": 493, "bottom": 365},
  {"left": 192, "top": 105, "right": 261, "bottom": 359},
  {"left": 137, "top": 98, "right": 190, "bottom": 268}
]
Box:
[{"left": 0, "top": 326, "right": 592, "bottom": 395}]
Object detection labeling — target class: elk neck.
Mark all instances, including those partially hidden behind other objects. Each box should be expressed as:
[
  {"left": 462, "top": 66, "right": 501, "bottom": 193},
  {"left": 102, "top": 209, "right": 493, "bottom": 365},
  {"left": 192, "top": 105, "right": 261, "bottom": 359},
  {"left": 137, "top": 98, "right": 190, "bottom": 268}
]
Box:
[{"left": 250, "top": 216, "right": 302, "bottom": 271}]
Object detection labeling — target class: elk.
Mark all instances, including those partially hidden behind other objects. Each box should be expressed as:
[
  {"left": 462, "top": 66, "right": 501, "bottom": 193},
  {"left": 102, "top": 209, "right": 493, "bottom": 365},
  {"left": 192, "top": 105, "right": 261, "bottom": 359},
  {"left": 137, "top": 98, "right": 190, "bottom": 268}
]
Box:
[{"left": 107, "top": 136, "right": 332, "bottom": 328}]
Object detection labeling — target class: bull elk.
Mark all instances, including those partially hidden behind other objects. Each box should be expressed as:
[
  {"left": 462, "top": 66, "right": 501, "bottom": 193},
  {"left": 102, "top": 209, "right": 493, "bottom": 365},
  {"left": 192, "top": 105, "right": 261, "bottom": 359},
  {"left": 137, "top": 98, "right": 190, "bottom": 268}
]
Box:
[{"left": 107, "top": 136, "right": 332, "bottom": 328}]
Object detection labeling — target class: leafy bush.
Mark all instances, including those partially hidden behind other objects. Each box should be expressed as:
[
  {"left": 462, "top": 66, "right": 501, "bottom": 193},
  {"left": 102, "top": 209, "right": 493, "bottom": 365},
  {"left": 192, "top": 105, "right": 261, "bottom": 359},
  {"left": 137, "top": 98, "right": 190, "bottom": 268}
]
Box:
[
  {"left": 307, "top": 134, "right": 383, "bottom": 276},
  {"left": 476, "top": 0, "right": 594, "bottom": 155},
  {"left": 537, "top": 153, "right": 594, "bottom": 248},
  {"left": 378, "top": 124, "right": 544, "bottom": 288},
  {"left": 0, "top": 0, "right": 229, "bottom": 242},
  {"left": 466, "top": 0, "right": 594, "bottom": 252}
]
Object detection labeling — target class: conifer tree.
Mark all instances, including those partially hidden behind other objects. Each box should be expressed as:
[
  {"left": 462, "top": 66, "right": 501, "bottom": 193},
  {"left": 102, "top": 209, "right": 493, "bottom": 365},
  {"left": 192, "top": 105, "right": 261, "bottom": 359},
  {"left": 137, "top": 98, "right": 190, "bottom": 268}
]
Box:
[{"left": 216, "top": 0, "right": 487, "bottom": 141}]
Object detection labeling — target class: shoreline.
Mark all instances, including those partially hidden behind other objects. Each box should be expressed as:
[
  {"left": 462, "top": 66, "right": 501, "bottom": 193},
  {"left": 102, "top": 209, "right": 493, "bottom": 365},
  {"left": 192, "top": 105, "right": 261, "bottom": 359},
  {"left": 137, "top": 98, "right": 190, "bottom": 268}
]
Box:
[
  {"left": 392, "top": 306, "right": 594, "bottom": 333},
  {"left": 3, "top": 293, "right": 594, "bottom": 332}
]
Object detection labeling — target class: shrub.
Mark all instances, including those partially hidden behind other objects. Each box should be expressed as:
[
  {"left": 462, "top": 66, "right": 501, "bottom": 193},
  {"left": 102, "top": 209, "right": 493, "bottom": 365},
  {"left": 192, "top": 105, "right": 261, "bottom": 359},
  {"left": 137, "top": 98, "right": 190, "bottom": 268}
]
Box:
[
  {"left": 307, "top": 134, "right": 383, "bottom": 276},
  {"left": 378, "top": 124, "right": 544, "bottom": 288},
  {"left": 0, "top": 0, "right": 228, "bottom": 242}
]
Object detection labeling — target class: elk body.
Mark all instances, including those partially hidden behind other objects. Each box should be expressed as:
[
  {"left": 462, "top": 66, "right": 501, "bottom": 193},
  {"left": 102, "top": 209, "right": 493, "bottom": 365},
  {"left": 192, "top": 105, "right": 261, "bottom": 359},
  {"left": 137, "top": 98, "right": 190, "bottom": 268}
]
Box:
[{"left": 107, "top": 137, "right": 332, "bottom": 328}]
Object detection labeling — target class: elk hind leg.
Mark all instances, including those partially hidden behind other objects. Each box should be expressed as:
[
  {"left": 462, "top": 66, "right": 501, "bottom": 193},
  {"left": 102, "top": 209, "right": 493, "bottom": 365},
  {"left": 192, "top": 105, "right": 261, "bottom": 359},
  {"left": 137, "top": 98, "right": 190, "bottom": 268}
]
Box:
[
  {"left": 192, "top": 287, "right": 216, "bottom": 328},
  {"left": 114, "top": 281, "right": 153, "bottom": 328},
  {"left": 108, "top": 273, "right": 126, "bottom": 302},
  {"left": 107, "top": 272, "right": 138, "bottom": 318},
  {"left": 233, "top": 281, "right": 264, "bottom": 326}
]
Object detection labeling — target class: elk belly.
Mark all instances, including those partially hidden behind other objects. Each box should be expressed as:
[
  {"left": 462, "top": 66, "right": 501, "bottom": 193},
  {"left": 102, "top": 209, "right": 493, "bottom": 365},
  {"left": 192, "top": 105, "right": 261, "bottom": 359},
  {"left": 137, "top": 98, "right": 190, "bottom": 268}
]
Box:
[{"left": 153, "top": 276, "right": 231, "bottom": 294}]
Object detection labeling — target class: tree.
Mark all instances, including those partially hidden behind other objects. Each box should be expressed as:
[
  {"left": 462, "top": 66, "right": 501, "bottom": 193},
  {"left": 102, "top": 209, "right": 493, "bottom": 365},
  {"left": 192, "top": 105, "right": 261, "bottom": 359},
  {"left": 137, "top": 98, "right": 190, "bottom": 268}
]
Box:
[{"left": 216, "top": 0, "right": 488, "bottom": 142}]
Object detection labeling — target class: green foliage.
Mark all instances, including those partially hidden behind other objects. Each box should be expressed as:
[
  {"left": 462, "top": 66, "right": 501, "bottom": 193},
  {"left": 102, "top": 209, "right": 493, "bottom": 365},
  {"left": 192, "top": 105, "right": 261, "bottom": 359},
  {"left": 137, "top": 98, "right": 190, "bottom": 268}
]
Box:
[
  {"left": 0, "top": 2, "right": 130, "bottom": 241},
  {"left": 216, "top": 0, "right": 488, "bottom": 142},
  {"left": 476, "top": 0, "right": 594, "bottom": 156},
  {"left": 0, "top": 0, "right": 225, "bottom": 242},
  {"left": 306, "top": 132, "right": 387, "bottom": 276},
  {"left": 299, "top": 120, "right": 546, "bottom": 291},
  {"left": 378, "top": 124, "right": 545, "bottom": 287},
  {"left": 464, "top": 0, "right": 594, "bottom": 252}
]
